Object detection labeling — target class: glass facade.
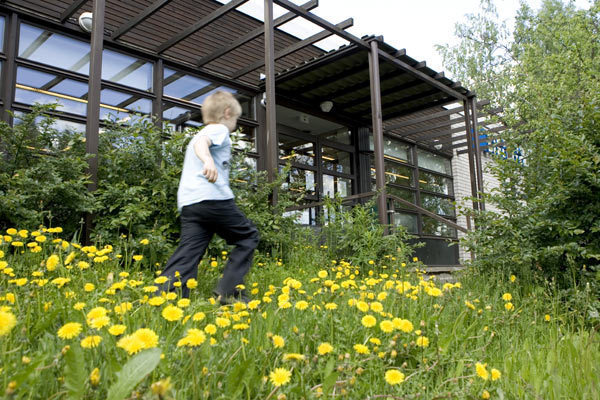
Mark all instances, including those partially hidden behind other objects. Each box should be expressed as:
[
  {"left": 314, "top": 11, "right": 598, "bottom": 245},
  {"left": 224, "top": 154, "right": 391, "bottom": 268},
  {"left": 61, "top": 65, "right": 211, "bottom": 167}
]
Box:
[
  {"left": 4, "top": 11, "right": 460, "bottom": 245},
  {"left": 370, "top": 136, "right": 456, "bottom": 238}
]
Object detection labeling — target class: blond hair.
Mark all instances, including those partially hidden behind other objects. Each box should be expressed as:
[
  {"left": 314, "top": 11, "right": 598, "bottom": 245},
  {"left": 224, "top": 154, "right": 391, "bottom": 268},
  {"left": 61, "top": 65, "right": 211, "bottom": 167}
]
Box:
[{"left": 201, "top": 91, "right": 242, "bottom": 124}]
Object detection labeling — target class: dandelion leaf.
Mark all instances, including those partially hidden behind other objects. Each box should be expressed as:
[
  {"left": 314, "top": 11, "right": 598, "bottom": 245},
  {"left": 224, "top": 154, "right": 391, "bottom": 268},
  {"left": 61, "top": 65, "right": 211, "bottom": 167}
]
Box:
[
  {"left": 64, "top": 344, "right": 86, "bottom": 400},
  {"left": 107, "top": 348, "right": 162, "bottom": 400}
]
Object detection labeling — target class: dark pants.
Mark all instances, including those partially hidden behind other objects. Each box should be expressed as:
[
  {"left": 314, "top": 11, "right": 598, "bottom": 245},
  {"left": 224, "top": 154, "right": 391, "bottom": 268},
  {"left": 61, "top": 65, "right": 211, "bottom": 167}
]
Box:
[{"left": 157, "top": 199, "right": 259, "bottom": 298}]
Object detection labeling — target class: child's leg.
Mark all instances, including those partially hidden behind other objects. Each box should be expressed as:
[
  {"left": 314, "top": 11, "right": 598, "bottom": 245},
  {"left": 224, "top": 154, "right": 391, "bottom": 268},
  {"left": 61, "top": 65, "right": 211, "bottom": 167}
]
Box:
[
  {"left": 157, "top": 203, "right": 214, "bottom": 298},
  {"left": 213, "top": 201, "right": 259, "bottom": 297}
]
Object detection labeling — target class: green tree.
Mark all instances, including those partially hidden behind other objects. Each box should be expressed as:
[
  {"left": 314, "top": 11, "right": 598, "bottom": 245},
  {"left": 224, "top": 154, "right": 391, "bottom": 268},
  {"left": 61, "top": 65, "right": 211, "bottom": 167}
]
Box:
[{"left": 438, "top": 0, "right": 600, "bottom": 286}]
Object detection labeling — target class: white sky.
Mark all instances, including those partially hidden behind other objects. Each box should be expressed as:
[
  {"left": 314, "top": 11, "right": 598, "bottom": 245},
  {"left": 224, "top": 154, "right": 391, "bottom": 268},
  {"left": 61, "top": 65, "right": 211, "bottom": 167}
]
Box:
[{"left": 224, "top": 0, "right": 593, "bottom": 79}]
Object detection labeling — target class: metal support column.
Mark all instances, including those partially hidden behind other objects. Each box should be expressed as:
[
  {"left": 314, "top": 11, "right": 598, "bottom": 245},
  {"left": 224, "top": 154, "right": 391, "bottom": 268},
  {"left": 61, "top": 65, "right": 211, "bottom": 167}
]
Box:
[
  {"left": 84, "top": 0, "right": 105, "bottom": 243},
  {"left": 470, "top": 96, "right": 485, "bottom": 211},
  {"left": 462, "top": 99, "right": 479, "bottom": 211},
  {"left": 1, "top": 13, "right": 18, "bottom": 124},
  {"left": 368, "top": 40, "right": 387, "bottom": 230},
  {"left": 152, "top": 58, "right": 164, "bottom": 129},
  {"left": 264, "top": 0, "right": 278, "bottom": 203}
]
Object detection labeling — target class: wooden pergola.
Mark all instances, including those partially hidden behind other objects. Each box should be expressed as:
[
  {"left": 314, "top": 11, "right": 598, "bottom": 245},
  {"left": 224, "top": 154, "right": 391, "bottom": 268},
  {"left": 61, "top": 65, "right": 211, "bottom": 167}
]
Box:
[{"left": 1, "top": 0, "right": 510, "bottom": 235}]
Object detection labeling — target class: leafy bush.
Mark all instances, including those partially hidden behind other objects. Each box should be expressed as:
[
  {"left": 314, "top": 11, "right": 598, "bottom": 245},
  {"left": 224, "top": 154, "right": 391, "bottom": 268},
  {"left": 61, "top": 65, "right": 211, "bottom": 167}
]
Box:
[
  {"left": 440, "top": 1, "right": 600, "bottom": 291},
  {"left": 319, "top": 196, "right": 416, "bottom": 268},
  {"left": 0, "top": 105, "right": 95, "bottom": 235}
]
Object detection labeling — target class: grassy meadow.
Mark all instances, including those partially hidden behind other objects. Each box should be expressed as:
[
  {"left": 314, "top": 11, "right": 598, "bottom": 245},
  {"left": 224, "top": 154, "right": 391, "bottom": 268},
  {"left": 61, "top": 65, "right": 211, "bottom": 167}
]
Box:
[{"left": 0, "top": 227, "right": 598, "bottom": 400}]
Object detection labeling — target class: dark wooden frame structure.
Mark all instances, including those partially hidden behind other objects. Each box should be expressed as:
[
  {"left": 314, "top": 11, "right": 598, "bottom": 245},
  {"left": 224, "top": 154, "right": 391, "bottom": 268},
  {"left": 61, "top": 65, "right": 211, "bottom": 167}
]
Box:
[{"left": 0, "top": 0, "right": 510, "bottom": 256}]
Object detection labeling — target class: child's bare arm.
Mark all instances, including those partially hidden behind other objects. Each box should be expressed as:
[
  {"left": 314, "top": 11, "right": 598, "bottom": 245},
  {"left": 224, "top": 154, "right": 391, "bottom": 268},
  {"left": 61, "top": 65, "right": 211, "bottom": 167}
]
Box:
[{"left": 194, "top": 136, "right": 218, "bottom": 183}]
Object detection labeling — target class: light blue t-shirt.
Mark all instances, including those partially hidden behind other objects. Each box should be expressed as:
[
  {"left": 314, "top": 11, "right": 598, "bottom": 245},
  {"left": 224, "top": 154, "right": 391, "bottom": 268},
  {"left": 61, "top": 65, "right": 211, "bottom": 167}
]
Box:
[{"left": 177, "top": 124, "right": 234, "bottom": 211}]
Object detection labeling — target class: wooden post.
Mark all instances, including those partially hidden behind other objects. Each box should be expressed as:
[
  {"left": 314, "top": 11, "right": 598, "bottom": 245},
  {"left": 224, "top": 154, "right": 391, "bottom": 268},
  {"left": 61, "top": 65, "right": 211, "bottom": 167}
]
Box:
[
  {"left": 462, "top": 100, "right": 479, "bottom": 211},
  {"left": 264, "top": 0, "right": 278, "bottom": 204},
  {"left": 83, "top": 0, "right": 105, "bottom": 244},
  {"left": 368, "top": 40, "right": 387, "bottom": 231}
]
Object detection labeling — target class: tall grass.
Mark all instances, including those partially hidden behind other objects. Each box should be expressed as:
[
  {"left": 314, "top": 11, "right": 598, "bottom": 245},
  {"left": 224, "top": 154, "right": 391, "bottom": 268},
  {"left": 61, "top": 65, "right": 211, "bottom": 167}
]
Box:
[{"left": 0, "top": 228, "right": 598, "bottom": 399}]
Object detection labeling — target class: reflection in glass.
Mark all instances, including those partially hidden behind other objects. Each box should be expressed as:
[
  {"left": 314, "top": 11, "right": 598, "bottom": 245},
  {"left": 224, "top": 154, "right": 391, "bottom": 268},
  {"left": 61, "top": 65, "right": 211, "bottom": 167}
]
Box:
[
  {"left": 163, "top": 67, "right": 253, "bottom": 118},
  {"left": 322, "top": 175, "right": 352, "bottom": 198},
  {"left": 371, "top": 158, "right": 414, "bottom": 187},
  {"left": 16, "top": 67, "right": 88, "bottom": 115},
  {"left": 102, "top": 49, "right": 152, "bottom": 91},
  {"left": 420, "top": 194, "right": 455, "bottom": 217},
  {"left": 417, "top": 149, "right": 451, "bottom": 174},
  {"left": 283, "top": 207, "right": 318, "bottom": 226},
  {"left": 393, "top": 212, "right": 418, "bottom": 234},
  {"left": 322, "top": 146, "right": 351, "bottom": 174},
  {"left": 282, "top": 168, "right": 315, "bottom": 196},
  {"left": 322, "top": 128, "right": 352, "bottom": 144},
  {"left": 13, "top": 111, "right": 86, "bottom": 134},
  {"left": 279, "top": 134, "right": 314, "bottom": 166},
  {"left": 0, "top": 17, "right": 5, "bottom": 52},
  {"left": 19, "top": 24, "right": 90, "bottom": 74},
  {"left": 419, "top": 171, "right": 453, "bottom": 195},
  {"left": 232, "top": 125, "right": 256, "bottom": 152},
  {"left": 370, "top": 136, "right": 411, "bottom": 163},
  {"left": 422, "top": 216, "right": 457, "bottom": 238},
  {"left": 386, "top": 186, "right": 416, "bottom": 207}
]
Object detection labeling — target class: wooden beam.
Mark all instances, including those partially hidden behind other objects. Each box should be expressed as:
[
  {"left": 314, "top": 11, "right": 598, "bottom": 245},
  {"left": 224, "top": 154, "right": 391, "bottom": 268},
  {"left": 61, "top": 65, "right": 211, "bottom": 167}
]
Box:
[
  {"left": 340, "top": 78, "right": 424, "bottom": 109},
  {"left": 112, "top": 0, "right": 171, "bottom": 40},
  {"left": 60, "top": 0, "right": 88, "bottom": 23},
  {"left": 318, "top": 69, "right": 409, "bottom": 102},
  {"left": 385, "top": 101, "right": 491, "bottom": 130},
  {"left": 231, "top": 18, "right": 353, "bottom": 79},
  {"left": 381, "top": 97, "right": 456, "bottom": 122},
  {"left": 196, "top": 0, "right": 318, "bottom": 67},
  {"left": 292, "top": 64, "right": 369, "bottom": 94},
  {"left": 273, "top": 0, "right": 369, "bottom": 49},
  {"left": 377, "top": 50, "right": 467, "bottom": 101},
  {"left": 155, "top": 0, "right": 250, "bottom": 54}
]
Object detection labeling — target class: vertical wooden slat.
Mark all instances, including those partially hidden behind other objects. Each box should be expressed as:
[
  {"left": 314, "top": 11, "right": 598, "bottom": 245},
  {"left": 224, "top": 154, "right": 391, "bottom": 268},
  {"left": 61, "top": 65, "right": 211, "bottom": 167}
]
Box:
[
  {"left": 368, "top": 40, "right": 387, "bottom": 231},
  {"left": 1, "top": 13, "right": 18, "bottom": 125},
  {"left": 470, "top": 96, "right": 485, "bottom": 211},
  {"left": 153, "top": 58, "right": 163, "bottom": 128},
  {"left": 84, "top": 0, "right": 105, "bottom": 244},
  {"left": 462, "top": 99, "right": 479, "bottom": 211},
  {"left": 264, "top": 0, "right": 278, "bottom": 190}
]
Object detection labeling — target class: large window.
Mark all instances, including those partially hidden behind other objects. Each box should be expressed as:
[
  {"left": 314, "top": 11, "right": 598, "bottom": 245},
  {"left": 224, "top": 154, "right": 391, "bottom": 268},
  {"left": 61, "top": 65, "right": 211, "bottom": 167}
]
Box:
[{"left": 370, "top": 136, "right": 456, "bottom": 238}]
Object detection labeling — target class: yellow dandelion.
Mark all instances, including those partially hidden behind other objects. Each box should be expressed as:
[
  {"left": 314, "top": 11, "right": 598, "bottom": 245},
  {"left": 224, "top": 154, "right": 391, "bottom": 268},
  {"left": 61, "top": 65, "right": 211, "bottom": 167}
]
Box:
[
  {"left": 108, "top": 325, "right": 127, "bottom": 336},
  {"left": 502, "top": 293, "right": 512, "bottom": 301},
  {"left": 416, "top": 336, "right": 429, "bottom": 347},
  {"left": 272, "top": 335, "right": 285, "bottom": 348},
  {"left": 81, "top": 335, "right": 102, "bottom": 349},
  {"left": 0, "top": 310, "right": 17, "bottom": 336},
  {"left": 282, "top": 353, "right": 304, "bottom": 361},
  {"left": 295, "top": 300, "right": 309, "bottom": 310},
  {"left": 162, "top": 305, "right": 184, "bottom": 322},
  {"left": 353, "top": 344, "right": 369, "bottom": 354},
  {"left": 204, "top": 324, "right": 217, "bottom": 335},
  {"left": 475, "top": 362, "right": 489, "bottom": 380},
  {"left": 269, "top": 367, "right": 291, "bottom": 387},
  {"left": 491, "top": 368, "right": 501, "bottom": 381},
  {"left": 317, "top": 342, "right": 333, "bottom": 355},
  {"left": 379, "top": 320, "right": 394, "bottom": 333},
  {"left": 504, "top": 302, "right": 514, "bottom": 311},
  {"left": 361, "top": 315, "right": 377, "bottom": 328},
  {"left": 384, "top": 369, "right": 405, "bottom": 385}
]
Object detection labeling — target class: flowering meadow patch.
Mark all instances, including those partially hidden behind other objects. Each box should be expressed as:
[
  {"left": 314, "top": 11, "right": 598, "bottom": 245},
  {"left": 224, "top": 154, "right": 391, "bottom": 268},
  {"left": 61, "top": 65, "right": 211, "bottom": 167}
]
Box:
[{"left": 0, "top": 227, "right": 598, "bottom": 399}]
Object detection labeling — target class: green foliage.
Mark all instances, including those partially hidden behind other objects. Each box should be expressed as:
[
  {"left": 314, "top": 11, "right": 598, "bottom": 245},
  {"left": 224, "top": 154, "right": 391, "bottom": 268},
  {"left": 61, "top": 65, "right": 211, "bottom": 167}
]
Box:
[
  {"left": 63, "top": 344, "right": 87, "bottom": 400},
  {"left": 106, "top": 348, "right": 162, "bottom": 400},
  {"left": 0, "top": 105, "right": 95, "bottom": 234},
  {"left": 319, "top": 196, "right": 415, "bottom": 268},
  {"left": 229, "top": 140, "right": 310, "bottom": 260},
  {"left": 438, "top": 1, "right": 600, "bottom": 292}
]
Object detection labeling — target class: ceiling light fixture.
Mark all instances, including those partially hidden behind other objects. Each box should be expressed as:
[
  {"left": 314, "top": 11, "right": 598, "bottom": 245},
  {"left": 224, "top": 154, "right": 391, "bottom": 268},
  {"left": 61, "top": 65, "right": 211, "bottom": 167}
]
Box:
[
  {"left": 78, "top": 12, "right": 93, "bottom": 33},
  {"left": 320, "top": 100, "right": 333, "bottom": 113}
]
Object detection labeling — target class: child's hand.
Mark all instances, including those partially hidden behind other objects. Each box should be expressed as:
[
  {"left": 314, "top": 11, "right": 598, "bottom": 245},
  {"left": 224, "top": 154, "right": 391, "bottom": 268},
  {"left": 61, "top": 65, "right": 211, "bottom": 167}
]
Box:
[{"left": 202, "top": 160, "right": 218, "bottom": 183}]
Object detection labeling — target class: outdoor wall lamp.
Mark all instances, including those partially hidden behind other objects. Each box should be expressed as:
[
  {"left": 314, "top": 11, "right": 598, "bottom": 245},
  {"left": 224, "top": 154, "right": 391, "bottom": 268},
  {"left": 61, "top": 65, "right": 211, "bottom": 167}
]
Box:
[
  {"left": 78, "top": 12, "right": 93, "bottom": 33},
  {"left": 320, "top": 101, "right": 333, "bottom": 113}
]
